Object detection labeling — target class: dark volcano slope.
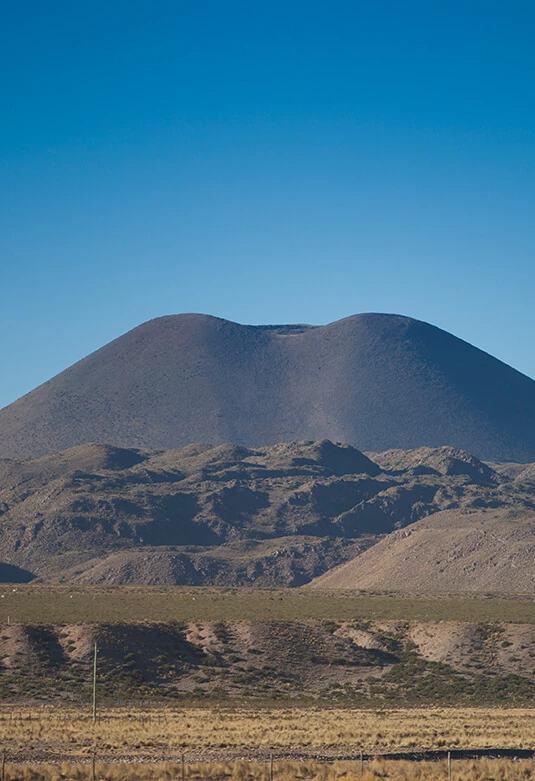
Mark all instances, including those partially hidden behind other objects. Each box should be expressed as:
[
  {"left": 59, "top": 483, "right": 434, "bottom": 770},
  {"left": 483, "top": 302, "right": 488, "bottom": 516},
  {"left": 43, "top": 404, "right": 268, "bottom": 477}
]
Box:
[{"left": 1, "top": 313, "right": 535, "bottom": 461}]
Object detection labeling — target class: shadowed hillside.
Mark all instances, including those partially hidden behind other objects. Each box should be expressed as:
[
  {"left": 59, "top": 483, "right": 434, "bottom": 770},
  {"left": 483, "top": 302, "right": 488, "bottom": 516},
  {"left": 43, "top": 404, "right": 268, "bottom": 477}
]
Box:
[{"left": 1, "top": 313, "right": 535, "bottom": 461}]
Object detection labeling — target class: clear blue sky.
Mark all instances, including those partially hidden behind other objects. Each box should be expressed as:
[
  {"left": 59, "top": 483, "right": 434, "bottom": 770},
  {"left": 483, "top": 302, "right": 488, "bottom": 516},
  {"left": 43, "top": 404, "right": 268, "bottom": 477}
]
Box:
[{"left": 1, "top": 0, "right": 535, "bottom": 409}]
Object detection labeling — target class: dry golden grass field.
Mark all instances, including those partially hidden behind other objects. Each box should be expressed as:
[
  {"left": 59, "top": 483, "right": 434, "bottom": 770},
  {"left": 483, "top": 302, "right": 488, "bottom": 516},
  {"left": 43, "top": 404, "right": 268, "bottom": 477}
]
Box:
[
  {"left": 2, "top": 757, "right": 535, "bottom": 781},
  {"left": 2, "top": 707, "right": 535, "bottom": 757}
]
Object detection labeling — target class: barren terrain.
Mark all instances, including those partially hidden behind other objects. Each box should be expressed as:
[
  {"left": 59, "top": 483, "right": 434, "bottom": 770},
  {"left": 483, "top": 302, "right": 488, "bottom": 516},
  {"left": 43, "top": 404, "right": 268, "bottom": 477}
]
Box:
[{"left": 1, "top": 440, "right": 535, "bottom": 591}]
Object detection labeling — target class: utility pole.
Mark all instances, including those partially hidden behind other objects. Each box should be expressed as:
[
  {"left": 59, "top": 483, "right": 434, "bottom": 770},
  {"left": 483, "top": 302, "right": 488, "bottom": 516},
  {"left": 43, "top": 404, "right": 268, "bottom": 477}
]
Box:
[{"left": 92, "top": 641, "right": 98, "bottom": 723}]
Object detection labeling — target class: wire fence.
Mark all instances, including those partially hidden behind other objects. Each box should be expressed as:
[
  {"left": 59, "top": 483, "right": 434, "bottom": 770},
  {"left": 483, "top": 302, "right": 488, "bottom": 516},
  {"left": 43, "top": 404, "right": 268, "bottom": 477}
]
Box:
[{"left": 2, "top": 748, "right": 535, "bottom": 781}]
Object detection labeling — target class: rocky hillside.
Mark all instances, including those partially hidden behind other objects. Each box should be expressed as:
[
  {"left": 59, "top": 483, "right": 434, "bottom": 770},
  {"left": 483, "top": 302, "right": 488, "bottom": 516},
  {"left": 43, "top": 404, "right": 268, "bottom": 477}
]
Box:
[
  {"left": 311, "top": 451, "right": 535, "bottom": 592},
  {"left": 1, "top": 439, "right": 535, "bottom": 591},
  {"left": 2, "top": 313, "right": 535, "bottom": 462}
]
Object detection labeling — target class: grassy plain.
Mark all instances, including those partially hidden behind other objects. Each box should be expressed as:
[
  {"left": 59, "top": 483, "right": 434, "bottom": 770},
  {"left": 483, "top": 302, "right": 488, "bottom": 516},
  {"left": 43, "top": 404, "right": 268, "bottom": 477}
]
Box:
[
  {"left": 1, "top": 586, "right": 535, "bottom": 624},
  {"left": 2, "top": 707, "right": 535, "bottom": 756},
  {"left": 2, "top": 759, "right": 534, "bottom": 781}
]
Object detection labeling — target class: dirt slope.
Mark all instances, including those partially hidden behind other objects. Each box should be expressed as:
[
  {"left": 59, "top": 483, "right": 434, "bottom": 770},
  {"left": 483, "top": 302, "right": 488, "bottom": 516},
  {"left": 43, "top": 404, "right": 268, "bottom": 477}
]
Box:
[
  {"left": 1, "top": 313, "right": 535, "bottom": 461},
  {"left": 310, "top": 508, "right": 535, "bottom": 593}
]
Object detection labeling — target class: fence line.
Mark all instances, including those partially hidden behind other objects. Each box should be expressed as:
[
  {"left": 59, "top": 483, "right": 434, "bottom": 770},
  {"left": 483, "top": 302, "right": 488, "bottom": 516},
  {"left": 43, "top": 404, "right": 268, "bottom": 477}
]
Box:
[{"left": 1, "top": 746, "right": 535, "bottom": 764}]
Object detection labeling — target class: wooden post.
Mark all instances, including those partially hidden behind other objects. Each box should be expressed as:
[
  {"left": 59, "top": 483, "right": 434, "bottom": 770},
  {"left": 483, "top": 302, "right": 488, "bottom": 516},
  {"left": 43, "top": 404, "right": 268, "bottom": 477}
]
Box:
[
  {"left": 92, "top": 642, "right": 97, "bottom": 723},
  {"left": 269, "top": 753, "right": 273, "bottom": 781},
  {"left": 359, "top": 750, "right": 363, "bottom": 778},
  {"left": 2, "top": 749, "right": 6, "bottom": 781},
  {"left": 447, "top": 751, "right": 451, "bottom": 781},
  {"left": 91, "top": 748, "right": 96, "bottom": 781},
  {"left": 181, "top": 753, "right": 185, "bottom": 781}
]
